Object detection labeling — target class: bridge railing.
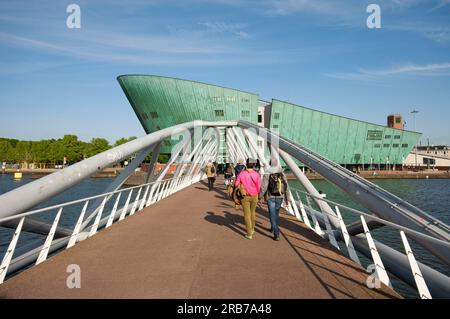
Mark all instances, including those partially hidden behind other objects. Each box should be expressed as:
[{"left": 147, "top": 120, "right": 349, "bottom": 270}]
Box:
[
  {"left": 0, "top": 172, "right": 205, "bottom": 284},
  {"left": 287, "top": 186, "right": 450, "bottom": 299}
]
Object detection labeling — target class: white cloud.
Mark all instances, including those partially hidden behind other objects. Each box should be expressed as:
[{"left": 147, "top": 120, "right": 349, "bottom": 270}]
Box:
[
  {"left": 326, "top": 62, "right": 450, "bottom": 80},
  {"left": 389, "top": 24, "right": 450, "bottom": 43},
  {"left": 430, "top": 0, "right": 450, "bottom": 11},
  {"left": 198, "top": 22, "right": 250, "bottom": 38}
]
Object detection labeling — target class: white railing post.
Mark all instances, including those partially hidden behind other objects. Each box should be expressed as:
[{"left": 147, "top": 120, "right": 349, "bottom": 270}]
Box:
[
  {"left": 129, "top": 187, "right": 142, "bottom": 216},
  {"left": 287, "top": 189, "right": 301, "bottom": 221},
  {"left": 36, "top": 207, "right": 63, "bottom": 265},
  {"left": 335, "top": 206, "right": 360, "bottom": 265},
  {"left": 67, "top": 201, "right": 88, "bottom": 248},
  {"left": 322, "top": 205, "right": 340, "bottom": 250},
  {"left": 151, "top": 182, "right": 162, "bottom": 204},
  {"left": 0, "top": 217, "right": 25, "bottom": 284},
  {"left": 138, "top": 185, "right": 150, "bottom": 211},
  {"left": 89, "top": 196, "right": 107, "bottom": 237},
  {"left": 119, "top": 189, "right": 133, "bottom": 221},
  {"left": 296, "top": 193, "right": 312, "bottom": 229},
  {"left": 106, "top": 192, "right": 122, "bottom": 228},
  {"left": 146, "top": 183, "right": 156, "bottom": 207},
  {"left": 400, "top": 230, "right": 432, "bottom": 299},
  {"left": 306, "top": 195, "right": 325, "bottom": 236},
  {"left": 156, "top": 181, "right": 167, "bottom": 202},
  {"left": 162, "top": 180, "right": 171, "bottom": 198},
  {"left": 361, "top": 215, "right": 391, "bottom": 288}
]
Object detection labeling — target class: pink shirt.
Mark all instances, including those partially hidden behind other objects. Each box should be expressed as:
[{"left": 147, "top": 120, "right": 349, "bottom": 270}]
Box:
[{"left": 234, "top": 169, "right": 261, "bottom": 196}]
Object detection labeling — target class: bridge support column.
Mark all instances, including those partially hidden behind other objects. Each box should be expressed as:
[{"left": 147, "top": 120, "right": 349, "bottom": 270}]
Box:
[{"left": 279, "top": 150, "right": 340, "bottom": 229}]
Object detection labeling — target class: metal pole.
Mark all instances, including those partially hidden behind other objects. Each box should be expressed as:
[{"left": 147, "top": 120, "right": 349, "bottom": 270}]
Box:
[
  {"left": 412, "top": 110, "right": 419, "bottom": 168},
  {"left": 279, "top": 150, "right": 340, "bottom": 228}
]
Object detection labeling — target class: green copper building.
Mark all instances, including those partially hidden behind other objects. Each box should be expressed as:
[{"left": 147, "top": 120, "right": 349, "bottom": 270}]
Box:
[{"left": 118, "top": 74, "right": 421, "bottom": 167}]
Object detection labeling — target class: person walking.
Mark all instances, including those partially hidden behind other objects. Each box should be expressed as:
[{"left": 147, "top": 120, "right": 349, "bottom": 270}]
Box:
[
  {"left": 260, "top": 157, "right": 290, "bottom": 241},
  {"left": 224, "top": 163, "right": 234, "bottom": 186},
  {"left": 234, "top": 159, "right": 246, "bottom": 178},
  {"left": 234, "top": 158, "right": 261, "bottom": 240},
  {"left": 205, "top": 161, "right": 216, "bottom": 191}
]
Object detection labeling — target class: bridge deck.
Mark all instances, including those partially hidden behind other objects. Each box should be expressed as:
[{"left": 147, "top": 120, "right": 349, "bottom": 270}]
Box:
[{"left": 0, "top": 179, "right": 399, "bottom": 299}]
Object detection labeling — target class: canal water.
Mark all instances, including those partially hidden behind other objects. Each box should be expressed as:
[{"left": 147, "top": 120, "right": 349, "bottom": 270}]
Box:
[
  {"left": 288, "top": 178, "right": 450, "bottom": 298},
  {"left": 0, "top": 173, "right": 449, "bottom": 298}
]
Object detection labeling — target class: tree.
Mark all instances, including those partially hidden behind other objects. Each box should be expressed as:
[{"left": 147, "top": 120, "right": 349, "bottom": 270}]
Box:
[
  {"left": 15, "top": 141, "right": 33, "bottom": 164},
  {"left": 0, "top": 140, "right": 11, "bottom": 162},
  {"left": 85, "top": 138, "right": 110, "bottom": 158},
  {"left": 59, "top": 135, "right": 84, "bottom": 164},
  {"left": 114, "top": 136, "right": 137, "bottom": 147}
]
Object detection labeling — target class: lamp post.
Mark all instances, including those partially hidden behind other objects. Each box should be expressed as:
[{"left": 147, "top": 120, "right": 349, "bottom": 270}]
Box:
[{"left": 411, "top": 110, "right": 419, "bottom": 168}]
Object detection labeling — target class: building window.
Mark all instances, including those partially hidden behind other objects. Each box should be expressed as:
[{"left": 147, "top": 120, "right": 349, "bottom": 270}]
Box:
[
  {"left": 215, "top": 110, "right": 224, "bottom": 117},
  {"left": 156, "top": 126, "right": 161, "bottom": 130},
  {"left": 272, "top": 124, "right": 279, "bottom": 129},
  {"left": 374, "top": 144, "right": 381, "bottom": 148},
  {"left": 394, "top": 135, "right": 401, "bottom": 139},
  {"left": 257, "top": 140, "right": 263, "bottom": 148},
  {"left": 241, "top": 97, "right": 250, "bottom": 103},
  {"left": 150, "top": 111, "right": 158, "bottom": 119},
  {"left": 258, "top": 114, "right": 263, "bottom": 123},
  {"left": 274, "top": 112, "right": 280, "bottom": 120},
  {"left": 383, "top": 144, "right": 390, "bottom": 148},
  {"left": 367, "top": 130, "right": 383, "bottom": 140},
  {"left": 212, "top": 97, "right": 222, "bottom": 102},
  {"left": 226, "top": 96, "right": 236, "bottom": 102},
  {"left": 164, "top": 140, "right": 171, "bottom": 146},
  {"left": 393, "top": 144, "right": 399, "bottom": 148},
  {"left": 241, "top": 110, "right": 250, "bottom": 117},
  {"left": 402, "top": 144, "right": 408, "bottom": 148},
  {"left": 385, "top": 135, "right": 392, "bottom": 139},
  {"left": 141, "top": 112, "right": 149, "bottom": 120}
]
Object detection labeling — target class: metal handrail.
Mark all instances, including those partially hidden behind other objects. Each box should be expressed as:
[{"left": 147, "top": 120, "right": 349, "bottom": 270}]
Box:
[
  {"left": 0, "top": 175, "right": 183, "bottom": 223},
  {"left": 289, "top": 186, "right": 450, "bottom": 249}
]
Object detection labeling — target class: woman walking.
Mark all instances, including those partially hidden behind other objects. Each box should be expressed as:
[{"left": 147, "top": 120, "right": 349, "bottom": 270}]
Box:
[{"left": 234, "top": 158, "right": 261, "bottom": 240}]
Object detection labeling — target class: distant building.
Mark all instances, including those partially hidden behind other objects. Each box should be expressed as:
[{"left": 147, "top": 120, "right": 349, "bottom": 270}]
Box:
[
  {"left": 118, "top": 75, "right": 421, "bottom": 168},
  {"left": 416, "top": 145, "right": 449, "bottom": 159},
  {"left": 404, "top": 145, "right": 450, "bottom": 169},
  {"left": 387, "top": 114, "right": 403, "bottom": 130}
]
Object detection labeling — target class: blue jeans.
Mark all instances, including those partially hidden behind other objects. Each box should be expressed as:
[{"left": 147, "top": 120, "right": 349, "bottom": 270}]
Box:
[{"left": 268, "top": 197, "right": 283, "bottom": 236}]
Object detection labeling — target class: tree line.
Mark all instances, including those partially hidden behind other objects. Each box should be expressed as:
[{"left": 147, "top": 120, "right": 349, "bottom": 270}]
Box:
[{"left": 0, "top": 135, "right": 168, "bottom": 166}]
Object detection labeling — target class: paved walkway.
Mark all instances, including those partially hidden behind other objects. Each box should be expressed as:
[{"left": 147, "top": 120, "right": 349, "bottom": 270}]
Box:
[{"left": 0, "top": 179, "right": 399, "bottom": 298}]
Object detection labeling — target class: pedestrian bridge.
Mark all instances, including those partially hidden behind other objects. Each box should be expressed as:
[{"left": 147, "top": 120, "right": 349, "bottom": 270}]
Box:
[
  {"left": 0, "top": 178, "right": 397, "bottom": 299},
  {"left": 0, "top": 120, "right": 449, "bottom": 299}
]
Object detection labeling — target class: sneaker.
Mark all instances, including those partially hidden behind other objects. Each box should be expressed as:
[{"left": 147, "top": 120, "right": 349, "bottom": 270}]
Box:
[
  {"left": 274, "top": 233, "right": 280, "bottom": 241},
  {"left": 245, "top": 234, "right": 253, "bottom": 240},
  {"left": 251, "top": 230, "right": 255, "bottom": 236}
]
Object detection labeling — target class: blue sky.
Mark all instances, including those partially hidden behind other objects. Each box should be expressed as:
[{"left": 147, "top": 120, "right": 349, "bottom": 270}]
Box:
[{"left": 0, "top": 0, "right": 449, "bottom": 145}]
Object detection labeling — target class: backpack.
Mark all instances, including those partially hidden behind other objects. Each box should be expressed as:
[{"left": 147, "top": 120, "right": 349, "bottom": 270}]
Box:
[
  {"left": 210, "top": 165, "right": 215, "bottom": 174},
  {"left": 268, "top": 173, "right": 286, "bottom": 196}
]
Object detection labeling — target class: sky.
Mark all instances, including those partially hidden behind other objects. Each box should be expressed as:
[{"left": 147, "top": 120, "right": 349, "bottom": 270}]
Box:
[{"left": 0, "top": 0, "right": 449, "bottom": 145}]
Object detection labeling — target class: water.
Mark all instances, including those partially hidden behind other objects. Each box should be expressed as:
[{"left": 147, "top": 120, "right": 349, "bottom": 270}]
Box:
[
  {"left": 288, "top": 178, "right": 450, "bottom": 298},
  {"left": 0, "top": 173, "right": 449, "bottom": 298},
  {"left": 0, "top": 174, "right": 115, "bottom": 270}
]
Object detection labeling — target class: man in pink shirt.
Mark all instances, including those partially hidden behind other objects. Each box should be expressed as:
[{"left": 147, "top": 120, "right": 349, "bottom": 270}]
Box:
[{"left": 234, "top": 158, "right": 262, "bottom": 240}]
